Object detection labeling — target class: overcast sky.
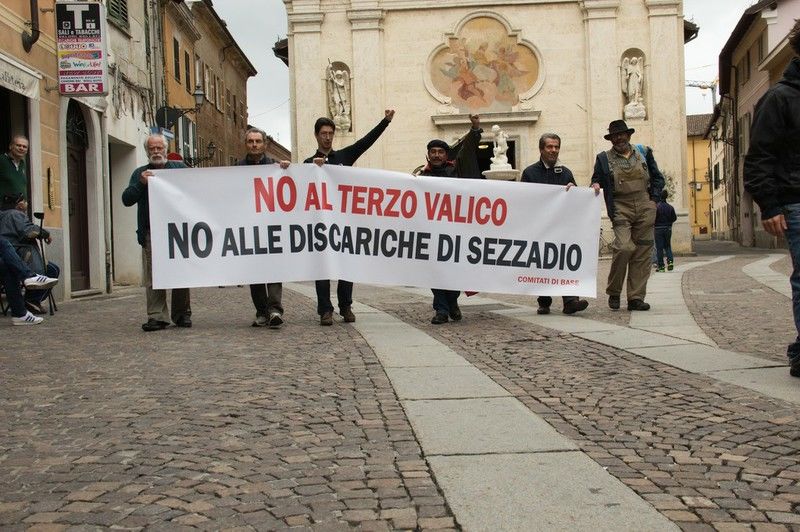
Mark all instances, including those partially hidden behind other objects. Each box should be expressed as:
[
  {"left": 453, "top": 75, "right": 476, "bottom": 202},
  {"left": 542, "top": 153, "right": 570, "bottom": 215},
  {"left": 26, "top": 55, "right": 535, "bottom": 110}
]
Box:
[
  {"left": 683, "top": 0, "right": 756, "bottom": 116},
  {"left": 215, "top": 0, "right": 760, "bottom": 151},
  {"left": 213, "top": 1, "right": 290, "bottom": 147}
]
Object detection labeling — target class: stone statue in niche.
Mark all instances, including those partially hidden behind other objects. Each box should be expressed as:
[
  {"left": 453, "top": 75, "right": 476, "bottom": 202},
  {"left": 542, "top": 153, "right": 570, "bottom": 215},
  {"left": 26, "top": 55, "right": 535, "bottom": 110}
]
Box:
[
  {"left": 490, "top": 125, "right": 512, "bottom": 170},
  {"left": 622, "top": 56, "right": 646, "bottom": 120},
  {"left": 327, "top": 63, "right": 351, "bottom": 131}
]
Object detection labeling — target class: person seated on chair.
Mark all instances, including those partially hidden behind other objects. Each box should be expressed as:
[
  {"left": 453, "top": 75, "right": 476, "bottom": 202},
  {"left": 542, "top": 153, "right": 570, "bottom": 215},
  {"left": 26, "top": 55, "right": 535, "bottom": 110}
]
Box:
[
  {"left": 0, "top": 193, "right": 60, "bottom": 313},
  {"left": 0, "top": 235, "right": 57, "bottom": 325}
]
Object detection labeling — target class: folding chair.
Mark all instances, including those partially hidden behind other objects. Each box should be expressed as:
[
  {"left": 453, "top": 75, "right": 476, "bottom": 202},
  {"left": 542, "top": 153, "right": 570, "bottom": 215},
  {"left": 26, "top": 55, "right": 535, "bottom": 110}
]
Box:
[
  {"left": 32, "top": 212, "right": 57, "bottom": 315},
  {"left": 0, "top": 282, "right": 8, "bottom": 315}
]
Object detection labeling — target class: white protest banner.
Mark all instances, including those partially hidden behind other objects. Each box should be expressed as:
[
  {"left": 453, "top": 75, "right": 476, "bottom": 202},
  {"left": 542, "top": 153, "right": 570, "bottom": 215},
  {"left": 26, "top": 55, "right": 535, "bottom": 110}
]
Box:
[{"left": 148, "top": 164, "right": 601, "bottom": 296}]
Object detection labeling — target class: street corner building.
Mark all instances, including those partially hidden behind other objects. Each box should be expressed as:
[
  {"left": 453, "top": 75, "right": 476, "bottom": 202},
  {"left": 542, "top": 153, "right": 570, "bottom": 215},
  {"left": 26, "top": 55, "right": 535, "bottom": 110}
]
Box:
[
  {"left": 0, "top": 0, "right": 258, "bottom": 302},
  {"left": 282, "top": 0, "right": 695, "bottom": 253}
]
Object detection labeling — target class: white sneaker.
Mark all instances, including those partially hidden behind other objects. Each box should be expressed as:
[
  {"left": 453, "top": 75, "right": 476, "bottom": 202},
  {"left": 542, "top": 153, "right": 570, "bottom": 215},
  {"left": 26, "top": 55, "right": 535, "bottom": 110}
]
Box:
[
  {"left": 12, "top": 311, "right": 43, "bottom": 325},
  {"left": 23, "top": 274, "right": 58, "bottom": 290},
  {"left": 268, "top": 311, "right": 284, "bottom": 329}
]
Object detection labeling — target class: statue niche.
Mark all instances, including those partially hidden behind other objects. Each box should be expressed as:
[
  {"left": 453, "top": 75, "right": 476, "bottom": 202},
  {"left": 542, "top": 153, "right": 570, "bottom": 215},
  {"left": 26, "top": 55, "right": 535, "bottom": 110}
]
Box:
[
  {"left": 621, "top": 50, "right": 646, "bottom": 120},
  {"left": 327, "top": 61, "right": 352, "bottom": 131}
]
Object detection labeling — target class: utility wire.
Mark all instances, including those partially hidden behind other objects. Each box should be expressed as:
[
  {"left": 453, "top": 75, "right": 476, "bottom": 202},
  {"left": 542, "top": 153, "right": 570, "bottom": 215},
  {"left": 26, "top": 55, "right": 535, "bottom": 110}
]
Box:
[{"left": 250, "top": 98, "right": 289, "bottom": 118}]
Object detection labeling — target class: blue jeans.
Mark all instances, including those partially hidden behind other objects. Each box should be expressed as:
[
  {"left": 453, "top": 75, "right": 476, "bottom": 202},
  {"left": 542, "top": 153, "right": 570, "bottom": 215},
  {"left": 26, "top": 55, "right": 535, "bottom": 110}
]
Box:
[
  {"left": 0, "top": 237, "right": 34, "bottom": 317},
  {"left": 654, "top": 226, "right": 673, "bottom": 268},
  {"left": 783, "top": 204, "right": 800, "bottom": 364}
]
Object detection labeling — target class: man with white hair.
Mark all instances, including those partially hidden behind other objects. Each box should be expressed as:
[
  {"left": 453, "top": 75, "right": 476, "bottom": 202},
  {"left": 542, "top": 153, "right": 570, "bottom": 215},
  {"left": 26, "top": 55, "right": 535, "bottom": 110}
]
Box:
[{"left": 122, "top": 134, "right": 191, "bottom": 331}]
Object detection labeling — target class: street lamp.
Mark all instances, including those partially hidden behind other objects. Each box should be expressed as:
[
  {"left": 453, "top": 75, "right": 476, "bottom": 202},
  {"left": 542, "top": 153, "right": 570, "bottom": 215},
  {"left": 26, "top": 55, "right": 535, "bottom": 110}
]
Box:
[
  {"left": 709, "top": 124, "right": 735, "bottom": 146},
  {"left": 184, "top": 141, "right": 217, "bottom": 167},
  {"left": 155, "top": 85, "right": 206, "bottom": 130}
]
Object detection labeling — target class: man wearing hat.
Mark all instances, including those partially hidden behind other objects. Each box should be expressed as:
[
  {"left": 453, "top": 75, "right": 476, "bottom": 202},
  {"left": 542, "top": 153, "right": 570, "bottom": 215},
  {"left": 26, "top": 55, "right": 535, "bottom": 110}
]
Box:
[
  {"left": 591, "top": 120, "right": 665, "bottom": 311},
  {"left": 418, "top": 114, "right": 482, "bottom": 324}
]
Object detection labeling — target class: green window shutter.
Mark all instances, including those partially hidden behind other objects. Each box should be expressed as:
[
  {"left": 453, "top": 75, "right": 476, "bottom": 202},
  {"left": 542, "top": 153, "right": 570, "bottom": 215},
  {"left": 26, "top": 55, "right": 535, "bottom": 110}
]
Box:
[{"left": 108, "top": 0, "right": 129, "bottom": 29}]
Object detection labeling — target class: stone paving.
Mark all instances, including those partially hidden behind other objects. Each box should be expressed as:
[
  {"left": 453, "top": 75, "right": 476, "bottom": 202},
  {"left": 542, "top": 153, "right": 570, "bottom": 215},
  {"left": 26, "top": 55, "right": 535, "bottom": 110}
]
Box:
[
  {"left": 2, "top": 242, "right": 800, "bottom": 531},
  {"left": 355, "top": 285, "right": 800, "bottom": 532},
  {"left": 1, "top": 288, "right": 455, "bottom": 531},
  {"left": 685, "top": 254, "right": 795, "bottom": 362}
]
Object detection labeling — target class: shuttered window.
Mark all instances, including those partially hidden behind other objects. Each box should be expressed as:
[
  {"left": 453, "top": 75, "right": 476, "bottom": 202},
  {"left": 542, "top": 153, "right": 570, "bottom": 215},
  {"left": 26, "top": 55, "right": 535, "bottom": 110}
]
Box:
[{"left": 107, "top": 0, "right": 129, "bottom": 29}]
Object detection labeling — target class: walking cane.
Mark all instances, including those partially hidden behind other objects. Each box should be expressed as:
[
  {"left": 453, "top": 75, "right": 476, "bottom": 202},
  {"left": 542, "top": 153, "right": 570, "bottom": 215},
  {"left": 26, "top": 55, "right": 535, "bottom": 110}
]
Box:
[{"left": 32, "top": 212, "right": 57, "bottom": 315}]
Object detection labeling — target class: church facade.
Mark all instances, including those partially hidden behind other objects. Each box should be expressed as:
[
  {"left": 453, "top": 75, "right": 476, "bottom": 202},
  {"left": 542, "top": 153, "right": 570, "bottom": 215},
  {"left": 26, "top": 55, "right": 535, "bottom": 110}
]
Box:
[{"left": 283, "top": 0, "right": 690, "bottom": 251}]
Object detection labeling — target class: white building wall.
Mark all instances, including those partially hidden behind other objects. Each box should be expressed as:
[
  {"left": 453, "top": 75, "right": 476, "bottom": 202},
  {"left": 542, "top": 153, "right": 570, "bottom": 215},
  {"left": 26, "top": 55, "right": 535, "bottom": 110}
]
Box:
[
  {"left": 285, "top": 0, "right": 689, "bottom": 250},
  {"left": 105, "top": 0, "right": 155, "bottom": 286}
]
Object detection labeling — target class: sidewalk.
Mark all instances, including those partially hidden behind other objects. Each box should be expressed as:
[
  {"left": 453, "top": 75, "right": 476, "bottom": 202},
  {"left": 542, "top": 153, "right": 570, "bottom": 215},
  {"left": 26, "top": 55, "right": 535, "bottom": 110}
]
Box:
[{"left": 1, "top": 247, "right": 799, "bottom": 530}]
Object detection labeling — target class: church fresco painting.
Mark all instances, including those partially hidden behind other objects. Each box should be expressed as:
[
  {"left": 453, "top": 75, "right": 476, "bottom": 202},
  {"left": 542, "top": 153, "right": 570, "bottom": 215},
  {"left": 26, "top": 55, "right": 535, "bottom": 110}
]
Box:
[{"left": 429, "top": 16, "right": 539, "bottom": 113}]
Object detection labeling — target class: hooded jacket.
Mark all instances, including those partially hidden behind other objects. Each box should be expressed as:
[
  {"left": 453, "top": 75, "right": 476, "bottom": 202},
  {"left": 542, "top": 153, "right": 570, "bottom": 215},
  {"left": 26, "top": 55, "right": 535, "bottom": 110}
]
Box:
[{"left": 744, "top": 57, "right": 800, "bottom": 219}]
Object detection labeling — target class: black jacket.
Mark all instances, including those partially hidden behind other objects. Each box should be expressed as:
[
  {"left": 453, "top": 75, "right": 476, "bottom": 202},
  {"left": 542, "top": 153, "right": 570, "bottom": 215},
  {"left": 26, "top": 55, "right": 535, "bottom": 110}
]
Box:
[
  {"left": 237, "top": 154, "right": 276, "bottom": 166},
  {"left": 121, "top": 160, "right": 187, "bottom": 246},
  {"left": 655, "top": 200, "right": 677, "bottom": 228},
  {"left": 419, "top": 128, "right": 482, "bottom": 178},
  {"left": 744, "top": 57, "right": 800, "bottom": 220},
  {"left": 590, "top": 144, "right": 665, "bottom": 218},
  {"left": 303, "top": 117, "right": 391, "bottom": 166},
  {"left": 521, "top": 160, "right": 576, "bottom": 187}
]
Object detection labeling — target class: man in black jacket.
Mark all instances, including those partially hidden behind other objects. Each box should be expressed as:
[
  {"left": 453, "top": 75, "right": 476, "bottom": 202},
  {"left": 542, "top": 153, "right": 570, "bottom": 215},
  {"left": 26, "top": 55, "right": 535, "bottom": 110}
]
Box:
[
  {"left": 521, "top": 133, "right": 589, "bottom": 315},
  {"left": 654, "top": 190, "right": 677, "bottom": 272},
  {"left": 122, "top": 134, "right": 191, "bottom": 332},
  {"left": 304, "top": 109, "right": 395, "bottom": 326},
  {"left": 237, "top": 128, "right": 290, "bottom": 328},
  {"left": 419, "top": 114, "right": 481, "bottom": 324},
  {"left": 744, "top": 19, "right": 800, "bottom": 378}
]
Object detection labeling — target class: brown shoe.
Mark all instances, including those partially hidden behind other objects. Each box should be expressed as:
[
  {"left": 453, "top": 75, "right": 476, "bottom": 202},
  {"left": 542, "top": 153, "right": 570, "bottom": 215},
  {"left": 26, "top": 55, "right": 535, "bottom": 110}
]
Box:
[
  {"left": 341, "top": 307, "right": 356, "bottom": 323},
  {"left": 320, "top": 311, "right": 333, "bottom": 326}
]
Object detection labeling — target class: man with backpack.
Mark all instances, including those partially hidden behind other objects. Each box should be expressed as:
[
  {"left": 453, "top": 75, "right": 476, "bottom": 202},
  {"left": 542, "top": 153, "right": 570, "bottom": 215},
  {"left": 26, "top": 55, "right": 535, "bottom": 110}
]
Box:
[{"left": 591, "top": 120, "right": 665, "bottom": 311}]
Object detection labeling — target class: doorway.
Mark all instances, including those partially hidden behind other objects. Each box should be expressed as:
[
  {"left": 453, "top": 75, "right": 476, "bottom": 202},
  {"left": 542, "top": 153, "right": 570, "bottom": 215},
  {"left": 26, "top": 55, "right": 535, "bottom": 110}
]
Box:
[
  {"left": 66, "top": 100, "right": 90, "bottom": 291},
  {"left": 0, "top": 87, "right": 31, "bottom": 199}
]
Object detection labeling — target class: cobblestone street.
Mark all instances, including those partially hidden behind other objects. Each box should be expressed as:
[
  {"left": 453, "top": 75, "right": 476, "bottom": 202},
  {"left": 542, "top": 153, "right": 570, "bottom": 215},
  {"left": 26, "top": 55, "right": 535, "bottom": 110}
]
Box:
[{"left": 2, "top": 243, "right": 799, "bottom": 531}]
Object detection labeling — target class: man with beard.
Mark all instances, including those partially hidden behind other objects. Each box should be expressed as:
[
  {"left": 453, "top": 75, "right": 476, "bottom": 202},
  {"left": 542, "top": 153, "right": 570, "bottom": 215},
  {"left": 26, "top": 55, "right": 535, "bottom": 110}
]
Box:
[
  {"left": 521, "top": 133, "right": 589, "bottom": 315},
  {"left": 591, "top": 120, "right": 664, "bottom": 311},
  {"left": 122, "top": 134, "right": 191, "bottom": 331},
  {"left": 237, "top": 128, "right": 290, "bottom": 329},
  {"left": 418, "top": 114, "right": 481, "bottom": 325}
]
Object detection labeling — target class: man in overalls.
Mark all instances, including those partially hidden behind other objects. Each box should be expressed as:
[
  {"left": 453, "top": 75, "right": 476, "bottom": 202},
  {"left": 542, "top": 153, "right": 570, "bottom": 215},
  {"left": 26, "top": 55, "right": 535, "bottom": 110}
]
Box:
[{"left": 591, "top": 120, "right": 665, "bottom": 311}]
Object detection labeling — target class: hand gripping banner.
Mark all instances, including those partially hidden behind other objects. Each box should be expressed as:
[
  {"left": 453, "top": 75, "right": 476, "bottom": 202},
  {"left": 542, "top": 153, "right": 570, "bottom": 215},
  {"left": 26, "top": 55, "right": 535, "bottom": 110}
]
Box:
[{"left": 148, "top": 164, "right": 601, "bottom": 296}]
